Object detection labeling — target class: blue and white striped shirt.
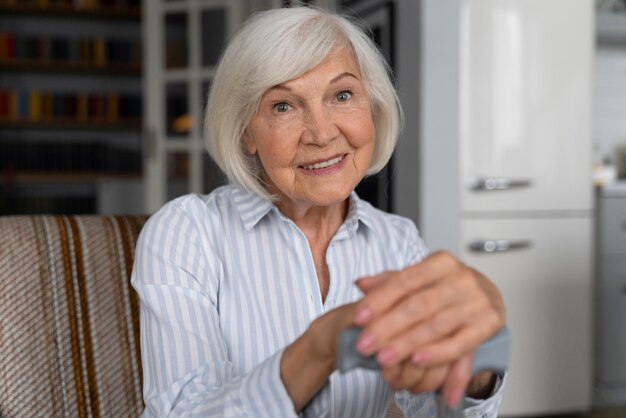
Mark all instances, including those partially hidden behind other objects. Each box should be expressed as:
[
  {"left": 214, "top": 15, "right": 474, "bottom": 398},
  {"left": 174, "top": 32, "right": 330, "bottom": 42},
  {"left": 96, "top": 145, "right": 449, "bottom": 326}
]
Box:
[{"left": 132, "top": 185, "right": 503, "bottom": 417}]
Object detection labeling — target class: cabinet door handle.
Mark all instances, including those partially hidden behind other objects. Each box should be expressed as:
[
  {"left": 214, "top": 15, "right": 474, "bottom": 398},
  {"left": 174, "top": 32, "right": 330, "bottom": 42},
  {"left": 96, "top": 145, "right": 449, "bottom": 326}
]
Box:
[
  {"left": 469, "top": 239, "right": 532, "bottom": 253},
  {"left": 469, "top": 177, "right": 532, "bottom": 191}
]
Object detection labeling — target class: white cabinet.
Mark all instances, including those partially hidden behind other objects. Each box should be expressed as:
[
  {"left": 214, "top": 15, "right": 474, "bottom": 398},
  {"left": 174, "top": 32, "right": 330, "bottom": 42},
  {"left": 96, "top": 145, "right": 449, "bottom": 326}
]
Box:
[
  {"left": 457, "top": 0, "right": 594, "bottom": 415},
  {"left": 460, "top": 0, "right": 593, "bottom": 213},
  {"left": 461, "top": 218, "right": 593, "bottom": 415}
]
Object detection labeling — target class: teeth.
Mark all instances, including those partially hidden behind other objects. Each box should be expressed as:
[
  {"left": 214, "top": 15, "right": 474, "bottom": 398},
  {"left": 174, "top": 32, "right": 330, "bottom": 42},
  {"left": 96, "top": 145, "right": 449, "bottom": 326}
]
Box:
[{"left": 303, "top": 155, "right": 344, "bottom": 170}]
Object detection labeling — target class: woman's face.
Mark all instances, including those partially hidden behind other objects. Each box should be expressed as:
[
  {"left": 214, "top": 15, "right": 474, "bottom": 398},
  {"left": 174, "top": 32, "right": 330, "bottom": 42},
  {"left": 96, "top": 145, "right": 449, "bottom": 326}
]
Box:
[{"left": 245, "top": 49, "right": 376, "bottom": 211}]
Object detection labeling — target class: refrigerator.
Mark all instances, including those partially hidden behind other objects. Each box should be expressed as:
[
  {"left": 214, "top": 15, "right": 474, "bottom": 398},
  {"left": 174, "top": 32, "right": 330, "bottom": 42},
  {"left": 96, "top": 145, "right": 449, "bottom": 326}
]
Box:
[{"left": 458, "top": 0, "right": 594, "bottom": 415}]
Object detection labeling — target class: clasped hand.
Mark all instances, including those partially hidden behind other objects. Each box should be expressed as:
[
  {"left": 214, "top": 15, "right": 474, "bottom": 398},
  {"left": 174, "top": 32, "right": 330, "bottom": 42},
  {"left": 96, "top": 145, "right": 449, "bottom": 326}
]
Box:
[{"left": 316, "top": 251, "right": 506, "bottom": 407}]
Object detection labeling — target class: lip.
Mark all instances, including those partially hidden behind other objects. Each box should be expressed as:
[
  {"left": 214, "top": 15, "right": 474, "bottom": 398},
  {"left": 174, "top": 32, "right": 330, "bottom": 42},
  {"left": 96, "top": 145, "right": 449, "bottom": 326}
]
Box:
[{"left": 298, "top": 153, "right": 348, "bottom": 175}]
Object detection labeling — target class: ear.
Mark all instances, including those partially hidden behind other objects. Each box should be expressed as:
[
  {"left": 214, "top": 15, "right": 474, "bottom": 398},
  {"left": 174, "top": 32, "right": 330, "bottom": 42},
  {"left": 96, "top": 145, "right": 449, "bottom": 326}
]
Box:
[{"left": 243, "top": 130, "right": 257, "bottom": 155}]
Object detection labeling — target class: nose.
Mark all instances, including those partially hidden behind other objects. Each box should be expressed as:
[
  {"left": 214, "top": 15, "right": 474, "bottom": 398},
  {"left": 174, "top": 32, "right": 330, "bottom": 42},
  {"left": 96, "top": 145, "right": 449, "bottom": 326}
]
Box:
[{"left": 301, "top": 105, "right": 339, "bottom": 146}]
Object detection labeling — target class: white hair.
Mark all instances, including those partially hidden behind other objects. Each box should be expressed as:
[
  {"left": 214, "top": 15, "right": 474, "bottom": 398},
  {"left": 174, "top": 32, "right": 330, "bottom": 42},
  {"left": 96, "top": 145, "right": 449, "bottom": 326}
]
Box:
[{"left": 204, "top": 6, "right": 402, "bottom": 200}]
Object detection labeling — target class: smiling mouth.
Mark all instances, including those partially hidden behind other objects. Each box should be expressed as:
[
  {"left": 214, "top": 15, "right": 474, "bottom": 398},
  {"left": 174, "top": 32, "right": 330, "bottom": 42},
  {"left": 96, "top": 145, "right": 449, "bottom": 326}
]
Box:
[{"left": 301, "top": 155, "right": 346, "bottom": 171}]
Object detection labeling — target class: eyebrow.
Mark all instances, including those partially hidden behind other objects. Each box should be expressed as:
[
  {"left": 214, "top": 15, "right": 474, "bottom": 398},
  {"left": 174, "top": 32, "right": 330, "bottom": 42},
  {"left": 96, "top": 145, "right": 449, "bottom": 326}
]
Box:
[{"left": 270, "top": 72, "right": 359, "bottom": 92}]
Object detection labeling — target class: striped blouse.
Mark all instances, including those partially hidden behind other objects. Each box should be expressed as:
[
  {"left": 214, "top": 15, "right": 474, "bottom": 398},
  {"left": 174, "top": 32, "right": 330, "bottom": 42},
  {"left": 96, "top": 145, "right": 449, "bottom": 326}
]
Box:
[{"left": 131, "top": 185, "right": 503, "bottom": 417}]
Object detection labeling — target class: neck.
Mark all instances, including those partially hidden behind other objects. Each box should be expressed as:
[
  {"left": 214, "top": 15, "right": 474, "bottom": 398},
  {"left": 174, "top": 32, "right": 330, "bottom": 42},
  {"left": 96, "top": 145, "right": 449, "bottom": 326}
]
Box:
[{"left": 276, "top": 198, "right": 349, "bottom": 242}]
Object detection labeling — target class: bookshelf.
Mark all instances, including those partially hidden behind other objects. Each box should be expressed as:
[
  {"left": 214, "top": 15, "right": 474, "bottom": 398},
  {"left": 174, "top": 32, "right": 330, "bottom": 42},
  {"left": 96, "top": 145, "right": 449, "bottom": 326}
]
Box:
[
  {"left": 142, "top": 0, "right": 336, "bottom": 212},
  {"left": 0, "top": 0, "right": 143, "bottom": 215},
  {"left": 0, "top": 3, "right": 140, "bottom": 19}
]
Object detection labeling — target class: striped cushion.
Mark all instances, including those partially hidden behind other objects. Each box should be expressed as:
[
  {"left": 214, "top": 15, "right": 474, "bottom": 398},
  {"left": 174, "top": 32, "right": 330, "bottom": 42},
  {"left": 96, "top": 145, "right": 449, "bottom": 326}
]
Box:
[{"left": 0, "top": 215, "right": 148, "bottom": 418}]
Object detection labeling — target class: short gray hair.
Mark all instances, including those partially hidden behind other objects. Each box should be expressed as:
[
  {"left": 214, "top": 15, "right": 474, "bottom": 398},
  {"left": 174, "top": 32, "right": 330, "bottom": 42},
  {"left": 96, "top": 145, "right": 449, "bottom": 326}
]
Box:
[{"left": 204, "top": 6, "right": 402, "bottom": 200}]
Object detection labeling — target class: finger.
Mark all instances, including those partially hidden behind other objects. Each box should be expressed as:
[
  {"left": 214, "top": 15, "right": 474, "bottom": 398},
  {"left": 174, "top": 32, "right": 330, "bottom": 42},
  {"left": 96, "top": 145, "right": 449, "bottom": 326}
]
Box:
[
  {"left": 354, "top": 273, "right": 390, "bottom": 293},
  {"left": 441, "top": 354, "right": 473, "bottom": 408},
  {"left": 355, "top": 251, "right": 461, "bottom": 326},
  {"left": 309, "top": 301, "right": 360, "bottom": 361},
  {"left": 358, "top": 264, "right": 483, "bottom": 358},
  {"left": 391, "top": 361, "right": 425, "bottom": 391},
  {"left": 410, "top": 315, "right": 502, "bottom": 366},
  {"left": 375, "top": 303, "right": 476, "bottom": 367},
  {"left": 407, "top": 364, "right": 449, "bottom": 394},
  {"left": 356, "top": 281, "right": 455, "bottom": 356},
  {"left": 380, "top": 364, "right": 402, "bottom": 387}
]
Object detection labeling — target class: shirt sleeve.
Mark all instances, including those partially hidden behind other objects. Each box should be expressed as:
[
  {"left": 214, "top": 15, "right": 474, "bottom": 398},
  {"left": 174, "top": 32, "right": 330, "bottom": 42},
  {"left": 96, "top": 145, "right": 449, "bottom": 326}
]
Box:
[
  {"left": 131, "top": 199, "right": 297, "bottom": 418},
  {"left": 393, "top": 373, "right": 505, "bottom": 418}
]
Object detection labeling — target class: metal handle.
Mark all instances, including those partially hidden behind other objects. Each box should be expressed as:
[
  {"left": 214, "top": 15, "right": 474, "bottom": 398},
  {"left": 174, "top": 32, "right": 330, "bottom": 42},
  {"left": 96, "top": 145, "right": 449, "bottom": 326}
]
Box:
[
  {"left": 469, "top": 177, "right": 532, "bottom": 191},
  {"left": 469, "top": 239, "right": 531, "bottom": 253}
]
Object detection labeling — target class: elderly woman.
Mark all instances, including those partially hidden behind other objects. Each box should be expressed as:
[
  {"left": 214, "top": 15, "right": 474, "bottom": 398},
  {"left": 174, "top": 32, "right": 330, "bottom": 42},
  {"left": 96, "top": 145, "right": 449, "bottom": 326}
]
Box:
[{"left": 132, "top": 6, "right": 506, "bottom": 418}]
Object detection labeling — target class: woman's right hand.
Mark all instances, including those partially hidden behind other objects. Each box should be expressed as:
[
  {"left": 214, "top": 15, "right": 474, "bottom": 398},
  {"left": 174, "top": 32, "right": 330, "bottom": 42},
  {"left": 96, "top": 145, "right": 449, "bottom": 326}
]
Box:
[
  {"left": 307, "top": 302, "right": 361, "bottom": 365},
  {"left": 280, "top": 302, "right": 359, "bottom": 412}
]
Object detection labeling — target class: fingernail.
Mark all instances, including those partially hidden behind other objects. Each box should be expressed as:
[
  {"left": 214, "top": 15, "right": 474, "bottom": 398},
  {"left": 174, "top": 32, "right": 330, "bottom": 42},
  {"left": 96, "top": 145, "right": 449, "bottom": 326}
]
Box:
[
  {"left": 377, "top": 347, "right": 396, "bottom": 366},
  {"left": 355, "top": 306, "right": 374, "bottom": 325},
  {"left": 447, "top": 388, "right": 464, "bottom": 408},
  {"left": 411, "top": 352, "right": 431, "bottom": 365},
  {"left": 356, "top": 332, "right": 375, "bottom": 354}
]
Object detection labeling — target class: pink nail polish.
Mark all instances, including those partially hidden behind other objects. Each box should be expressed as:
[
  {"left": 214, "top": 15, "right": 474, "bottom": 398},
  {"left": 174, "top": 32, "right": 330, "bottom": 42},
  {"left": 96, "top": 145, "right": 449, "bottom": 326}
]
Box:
[
  {"left": 356, "top": 333, "right": 375, "bottom": 354},
  {"left": 355, "top": 307, "right": 373, "bottom": 325}
]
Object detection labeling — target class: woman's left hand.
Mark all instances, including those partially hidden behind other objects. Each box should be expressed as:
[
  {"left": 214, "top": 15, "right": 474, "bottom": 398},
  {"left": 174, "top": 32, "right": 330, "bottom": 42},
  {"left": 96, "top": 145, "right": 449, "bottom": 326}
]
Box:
[{"left": 353, "top": 251, "right": 506, "bottom": 405}]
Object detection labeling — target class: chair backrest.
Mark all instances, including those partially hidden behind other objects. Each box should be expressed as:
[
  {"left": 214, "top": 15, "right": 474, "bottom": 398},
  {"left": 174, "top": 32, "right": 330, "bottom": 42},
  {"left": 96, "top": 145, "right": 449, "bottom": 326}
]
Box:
[
  {"left": 0, "top": 215, "right": 404, "bottom": 418},
  {"left": 0, "top": 215, "right": 148, "bottom": 418}
]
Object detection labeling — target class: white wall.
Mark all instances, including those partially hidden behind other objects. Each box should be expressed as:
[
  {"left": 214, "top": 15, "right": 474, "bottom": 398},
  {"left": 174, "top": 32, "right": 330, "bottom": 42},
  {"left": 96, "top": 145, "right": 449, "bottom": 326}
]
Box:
[{"left": 393, "top": 0, "right": 461, "bottom": 254}]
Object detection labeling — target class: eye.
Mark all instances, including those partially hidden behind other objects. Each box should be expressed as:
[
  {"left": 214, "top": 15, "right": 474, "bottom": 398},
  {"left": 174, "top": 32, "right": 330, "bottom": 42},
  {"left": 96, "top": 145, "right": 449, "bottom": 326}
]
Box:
[
  {"left": 273, "top": 102, "right": 291, "bottom": 113},
  {"left": 336, "top": 90, "right": 353, "bottom": 102}
]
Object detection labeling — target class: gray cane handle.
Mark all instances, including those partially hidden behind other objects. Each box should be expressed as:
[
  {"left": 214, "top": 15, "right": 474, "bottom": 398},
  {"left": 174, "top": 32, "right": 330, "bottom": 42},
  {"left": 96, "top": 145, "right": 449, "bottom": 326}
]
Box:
[{"left": 336, "top": 326, "right": 510, "bottom": 374}]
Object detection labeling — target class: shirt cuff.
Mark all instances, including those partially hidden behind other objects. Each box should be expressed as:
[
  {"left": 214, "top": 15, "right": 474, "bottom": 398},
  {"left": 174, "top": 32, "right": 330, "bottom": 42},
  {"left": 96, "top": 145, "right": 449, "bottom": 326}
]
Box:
[
  {"left": 462, "top": 373, "right": 507, "bottom": 417},
  {"left": 242, "top": 349, "right": 299, "bottom": 418}
]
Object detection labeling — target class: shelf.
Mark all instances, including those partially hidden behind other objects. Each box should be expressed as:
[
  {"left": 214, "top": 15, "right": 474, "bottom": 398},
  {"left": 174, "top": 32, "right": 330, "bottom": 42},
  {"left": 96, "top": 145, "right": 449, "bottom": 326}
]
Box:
[
  {"left": 0, "top": 60, "right": 141, "bottom": 75},
  {"left": 0, "top": 4, "right": 140, "bottom": 20},
  {"left": 3, "top": 172, "right": 142, "bottom": 184},
  {"left": 0, "top": 119, "right": 142, "bottom": 130}
]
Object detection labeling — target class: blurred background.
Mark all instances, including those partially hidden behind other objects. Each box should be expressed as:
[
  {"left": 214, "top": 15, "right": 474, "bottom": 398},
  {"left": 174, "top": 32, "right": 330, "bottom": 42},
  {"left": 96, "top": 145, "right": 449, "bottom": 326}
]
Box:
[{"left": 0, "top": 0, "right": 625, "bottom": 416}]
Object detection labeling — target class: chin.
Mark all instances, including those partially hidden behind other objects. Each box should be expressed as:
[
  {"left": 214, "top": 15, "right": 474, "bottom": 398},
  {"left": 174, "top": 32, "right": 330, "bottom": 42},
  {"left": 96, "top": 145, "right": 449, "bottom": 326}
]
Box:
[{"left": 306, "top": 190, "right": 352, "bottom": 207}]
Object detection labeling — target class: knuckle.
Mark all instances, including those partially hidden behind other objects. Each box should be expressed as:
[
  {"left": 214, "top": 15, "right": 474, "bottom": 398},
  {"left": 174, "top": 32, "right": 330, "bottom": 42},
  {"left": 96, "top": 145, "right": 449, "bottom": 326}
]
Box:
[
  {"left": 458, "top": 269, "right": 478, "bottom": 288},
  {"left": 446, "top": 343, "right": 462, "bottom": 360},
  {"left": 402, "top": 293, "right": 426, "bottom": 319},
  {"left": 408, "top": 325, "right": 427, "bottom": 346},
  {"left": 434, "top": 250, "right": 460, "bottom": 269},
  {"left": 434, "top": 311, "right": 455, "bottom": 335},
  {"left": 398, "top": 270, "right": 415, "bottom": 292},
  {"left": 429, "top": 316, "right": 447, "bottom": 338},
  {"left": 418, "top": 291, "right": 435, "bottom": 314}
]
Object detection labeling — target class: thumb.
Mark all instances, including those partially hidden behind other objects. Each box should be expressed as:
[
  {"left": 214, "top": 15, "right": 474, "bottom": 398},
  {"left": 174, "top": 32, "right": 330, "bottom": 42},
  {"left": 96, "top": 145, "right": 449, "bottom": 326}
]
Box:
[{"left": 355, "top": 273, "right": 389, "bottom": 293}]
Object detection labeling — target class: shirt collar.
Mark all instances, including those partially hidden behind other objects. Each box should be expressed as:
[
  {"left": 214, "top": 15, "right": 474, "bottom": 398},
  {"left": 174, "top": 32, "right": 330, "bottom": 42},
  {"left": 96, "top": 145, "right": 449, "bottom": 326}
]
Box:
[
  {"left": 231, "top": 186, "right": 276, "bottom": 230},
  {"left": 344, "top": 191, "right": 375, "bottom": 233},
  {"left": 231, "top": 186, "right": 375, "bottom": 232}
]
